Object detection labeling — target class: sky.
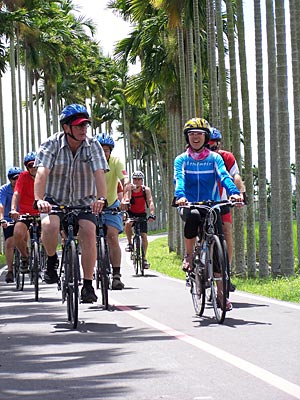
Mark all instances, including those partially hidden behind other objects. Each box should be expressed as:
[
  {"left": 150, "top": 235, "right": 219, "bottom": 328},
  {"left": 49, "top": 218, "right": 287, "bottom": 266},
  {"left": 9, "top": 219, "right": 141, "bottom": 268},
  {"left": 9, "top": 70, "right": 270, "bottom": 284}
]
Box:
[{"left": 73, "top": 0, "right": 131, "bottom": 57}]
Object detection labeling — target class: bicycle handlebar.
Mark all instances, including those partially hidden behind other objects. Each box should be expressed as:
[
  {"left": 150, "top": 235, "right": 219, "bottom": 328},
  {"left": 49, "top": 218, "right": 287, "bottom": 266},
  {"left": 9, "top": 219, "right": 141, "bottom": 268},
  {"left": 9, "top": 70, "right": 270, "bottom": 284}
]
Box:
[
  {"left": 173, "top": 199, "right": 244, "bottom": 209},
  {"left": 50, "top": 205, "right": 93, "bottom": 214}
]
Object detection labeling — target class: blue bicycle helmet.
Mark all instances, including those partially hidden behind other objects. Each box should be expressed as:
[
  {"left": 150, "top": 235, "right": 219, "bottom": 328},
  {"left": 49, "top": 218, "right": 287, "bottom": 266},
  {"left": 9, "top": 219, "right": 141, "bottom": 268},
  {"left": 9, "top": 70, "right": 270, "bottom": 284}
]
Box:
[
  {"left": 24, "top": 151, "right": 36, "bottom": 166},
  {"left": 210, "top": 127, "right": 222, "bottom": 141},
  {"left": 59, "top": 104, "right": 90, "bottom": 125},
  {"left": 7, "top": 166, "right": 22, "bottom": 179},
  {"left": 97, "top": 133, "right": 115, "bottom": 149}
]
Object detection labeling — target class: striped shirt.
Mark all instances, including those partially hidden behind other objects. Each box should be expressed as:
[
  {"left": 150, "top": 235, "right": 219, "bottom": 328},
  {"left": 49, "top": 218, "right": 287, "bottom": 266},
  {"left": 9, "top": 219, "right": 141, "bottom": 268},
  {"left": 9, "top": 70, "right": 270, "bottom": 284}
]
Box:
[{"left": 36, "top": 132, "right": 109, "bottom": 206}]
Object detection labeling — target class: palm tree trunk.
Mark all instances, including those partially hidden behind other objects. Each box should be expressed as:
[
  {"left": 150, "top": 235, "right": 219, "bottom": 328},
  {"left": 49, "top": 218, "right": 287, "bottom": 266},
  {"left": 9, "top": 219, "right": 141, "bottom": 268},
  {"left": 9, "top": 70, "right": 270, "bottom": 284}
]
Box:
[
  {"left": 266, "top": 0, "right": 281, "bottom": 276},
  {"left": 289, "top": 0, "right": 300, "bottom": 272},
  {"left": 275, "top": 0, "right": 294, "bottom": 275},
  {"left": 236, "top": 0, "right": 256, "bottom": 277},
  {"left": 207, "top": 0, "right": 218, "bottom": 124},
  {"left": 226, "top": 0, "right": 245, "bottom": 276},
  {"left": 10, "top": 33, "right": 19, "bottom": 165},
  {"left": 254, "top": 0, "right": 269, "bottom": 277}
]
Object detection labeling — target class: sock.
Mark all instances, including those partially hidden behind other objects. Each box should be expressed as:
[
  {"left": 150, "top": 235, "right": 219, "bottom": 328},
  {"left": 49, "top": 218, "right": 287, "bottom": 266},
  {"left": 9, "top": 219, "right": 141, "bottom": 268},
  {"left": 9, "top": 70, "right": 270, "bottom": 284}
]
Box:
[
  {"left": 113, "top": 267, "right": 120, "bottom": 276},
  {"left": 83, "top": 279, "right": 92, "bottom": 287}
]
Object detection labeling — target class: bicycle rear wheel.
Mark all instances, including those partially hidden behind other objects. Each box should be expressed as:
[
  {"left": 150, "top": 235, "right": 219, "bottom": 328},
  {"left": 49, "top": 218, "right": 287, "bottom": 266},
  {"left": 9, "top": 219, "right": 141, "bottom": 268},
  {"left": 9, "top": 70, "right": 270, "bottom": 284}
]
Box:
[
  {"left": 13, "top": 249, "right": 24, "bottom": 291},
  {"left": 32, "top": 242, "right": 40, "bottom": 302},
  {"left": 97, "top": 236, "right": 110, "bottom": 309},
  {"left": 65, "top": 241, "right": 79, "bottom": 328},
  {"left": 133, "top": 236, "right": 142, "bottom": 275},
  {"left": 208, "top": 235, "right": 227, "bottom": 324}
]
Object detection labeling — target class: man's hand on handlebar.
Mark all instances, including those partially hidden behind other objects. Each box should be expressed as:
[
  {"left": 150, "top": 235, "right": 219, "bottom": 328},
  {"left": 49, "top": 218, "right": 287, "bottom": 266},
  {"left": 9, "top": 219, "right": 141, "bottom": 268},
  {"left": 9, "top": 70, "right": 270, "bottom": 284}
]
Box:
[{"left": 34, "top": 199, "right": 52, "bottom": 213}]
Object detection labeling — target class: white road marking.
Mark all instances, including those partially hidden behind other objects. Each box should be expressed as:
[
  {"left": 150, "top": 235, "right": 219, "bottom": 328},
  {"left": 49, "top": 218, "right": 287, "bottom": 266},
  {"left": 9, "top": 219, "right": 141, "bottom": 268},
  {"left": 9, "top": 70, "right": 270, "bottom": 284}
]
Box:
[{"left": 112, "top": 299, "right": 300, "bottom": 400}]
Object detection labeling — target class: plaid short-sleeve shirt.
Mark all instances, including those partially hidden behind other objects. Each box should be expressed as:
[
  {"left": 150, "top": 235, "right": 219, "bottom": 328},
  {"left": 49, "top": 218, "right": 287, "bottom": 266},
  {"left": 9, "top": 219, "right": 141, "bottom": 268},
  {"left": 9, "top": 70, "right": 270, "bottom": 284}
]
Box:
[{"left": 36, "top": 132, "right": 109, "bottom": 206}]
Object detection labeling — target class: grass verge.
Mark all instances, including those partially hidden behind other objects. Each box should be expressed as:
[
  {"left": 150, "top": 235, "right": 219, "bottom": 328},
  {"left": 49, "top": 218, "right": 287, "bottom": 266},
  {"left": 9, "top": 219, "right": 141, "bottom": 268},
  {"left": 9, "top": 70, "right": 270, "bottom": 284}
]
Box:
[{"left": 147, "top": 236, "right": 300, "bottom": 304}]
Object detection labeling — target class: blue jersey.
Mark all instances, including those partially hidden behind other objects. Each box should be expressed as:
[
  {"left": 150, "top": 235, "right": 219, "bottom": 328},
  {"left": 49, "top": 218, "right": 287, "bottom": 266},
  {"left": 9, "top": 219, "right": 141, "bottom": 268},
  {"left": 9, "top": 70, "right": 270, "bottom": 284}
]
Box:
[
  {"left": 174, "top": 149, "right": 240, "bottom": 202},
  {"left": 0, "top": 183, "right": 14, "bottom": 221}
]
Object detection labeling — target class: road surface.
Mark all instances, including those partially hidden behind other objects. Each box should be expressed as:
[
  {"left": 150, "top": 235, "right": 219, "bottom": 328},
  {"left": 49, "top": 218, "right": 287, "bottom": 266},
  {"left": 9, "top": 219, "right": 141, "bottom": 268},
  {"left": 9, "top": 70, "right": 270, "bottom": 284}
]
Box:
[{"left": 0, "top": 236, "right": 299, "bottom": 400}]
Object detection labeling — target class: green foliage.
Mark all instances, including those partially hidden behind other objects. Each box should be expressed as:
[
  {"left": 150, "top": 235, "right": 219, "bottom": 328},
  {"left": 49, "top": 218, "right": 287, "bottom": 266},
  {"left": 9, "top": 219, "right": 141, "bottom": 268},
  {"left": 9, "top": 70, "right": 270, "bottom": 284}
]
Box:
[{"left": 147, "top": 236, "right": 300, "bottom": 303}]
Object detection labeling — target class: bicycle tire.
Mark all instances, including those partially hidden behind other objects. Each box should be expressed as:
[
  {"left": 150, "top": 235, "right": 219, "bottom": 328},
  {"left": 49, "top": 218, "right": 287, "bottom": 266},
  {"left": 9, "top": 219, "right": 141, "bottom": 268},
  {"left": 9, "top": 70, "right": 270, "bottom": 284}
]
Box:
[
  {"left": 40, "top": 245, "right": 47, "bottom": 278},
  {"left": 97, "top": 236, "right": 110, "bottom": 309},
  {"left": 133, "top": 236, "right": 141, "bottom": 275},
  {"left": 13, "top": 250, "right": 24, "bottom": 291},
  {"left": 208, "top": 234, "right": 227, "bottom": 324},
  {"left": 66, "top": 241, "right": 79, "bottom": 329},
  {"left": 190, "top": 267, "right": 206, "bottom": 316},
  {"left": 221, "top": 239, "right": 230, "bottom": 298},
  {"left": 32, "top": 242, "right": 40, "bottom": 302},
  {"left": 140, "top": 240, "right": 145, "bottom": 276}
]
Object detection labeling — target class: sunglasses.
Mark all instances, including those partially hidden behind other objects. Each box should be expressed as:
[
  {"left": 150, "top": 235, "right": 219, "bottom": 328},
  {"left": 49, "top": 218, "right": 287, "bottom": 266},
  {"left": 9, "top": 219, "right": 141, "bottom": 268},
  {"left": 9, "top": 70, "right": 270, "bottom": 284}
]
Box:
[
  {"left": 187, "top": 130, "right": 206, "bottom": 136},
  {"left": 10, "top": 176, "right": 19, "bottom": 181},
  {"left": 26, "top": 162, "right": 35, "bottom": 168},
  {"left": 71, "top": 122, "right": 90, "bottom": 127}
]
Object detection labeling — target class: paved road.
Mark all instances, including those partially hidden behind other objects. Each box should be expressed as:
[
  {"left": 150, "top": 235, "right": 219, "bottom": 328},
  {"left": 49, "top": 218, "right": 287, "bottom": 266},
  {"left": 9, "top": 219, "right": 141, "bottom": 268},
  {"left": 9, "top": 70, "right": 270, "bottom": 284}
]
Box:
[{"left": 1, "top": 236, "right": 300, "bottom": 400}]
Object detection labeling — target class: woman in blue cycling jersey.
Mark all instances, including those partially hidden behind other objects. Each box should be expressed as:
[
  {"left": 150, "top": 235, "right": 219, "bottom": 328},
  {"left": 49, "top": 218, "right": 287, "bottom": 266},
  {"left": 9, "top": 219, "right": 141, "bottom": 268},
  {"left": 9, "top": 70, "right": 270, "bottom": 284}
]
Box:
[{"left": 173, "top": 117, "right": 242, "bottom": 272}]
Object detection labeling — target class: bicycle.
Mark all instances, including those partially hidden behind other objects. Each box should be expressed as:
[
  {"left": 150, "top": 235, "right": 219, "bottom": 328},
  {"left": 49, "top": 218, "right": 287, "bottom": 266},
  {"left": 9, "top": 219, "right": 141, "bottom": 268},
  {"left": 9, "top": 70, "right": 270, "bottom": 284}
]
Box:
[
  {"left": 180, "top": 200, "right": 241, "bottom": 324},
  {"left": 95, "top": 208, "right": 120, "bottom": 309},
  {"left": 126, "top": 215, "right": 148, "bottom": 276},
  {"left": 0, "top": 220, "right": 24, "bottom": 290},
  {"left": 53, "top": 205, "right": 92, "bottom": 329},
  {"left": 17, "top": 214, "right": 46, "bottom": 301}
]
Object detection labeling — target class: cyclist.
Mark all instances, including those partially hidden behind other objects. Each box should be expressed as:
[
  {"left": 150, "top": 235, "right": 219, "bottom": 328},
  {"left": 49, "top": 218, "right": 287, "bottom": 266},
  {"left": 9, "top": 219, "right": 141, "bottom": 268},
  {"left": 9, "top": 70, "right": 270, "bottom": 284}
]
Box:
[
  {"left": 10, "top": 152, "right": 40, "bottom": 273},
  {"left": 34, "top": 104, "right": 108, "bottom": 303},
  {"left": 96, "top": 132, "right": 130, "bottom": 290},
  {"left": 124, "top": 170, "right": 156, "bottom": 269},
  {"left": 207, "top": 127, "right": 245, "bottom": 290},
  {"left": 0, "top": 167, "right": 22, "bottom": 282},
  {"left": 173, "top": 118, "right": 243, "bottom": 310}
]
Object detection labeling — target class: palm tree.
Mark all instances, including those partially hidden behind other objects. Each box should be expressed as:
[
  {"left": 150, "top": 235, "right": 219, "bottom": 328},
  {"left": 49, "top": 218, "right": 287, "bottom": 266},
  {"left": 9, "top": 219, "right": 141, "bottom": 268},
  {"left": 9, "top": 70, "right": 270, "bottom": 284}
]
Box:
[
  {"left": 236, "top": 0, "right": 256, "bottom": 277},
  {"left": 207, "top": 0, "right": 218, "bottom": 125},
  {"left": 289, "top": 0, "right": 300, "bottom": 272},
  {"left": 266, "top": 0, "right": 281, "bottom": 276},
  {"left": 254, "top": 0, "right": 269, "bottom": 277},
  {"left": 275, "top": 0, "right": 294, "bottom": 275},
  {"left": 225, "top": 0, "right": 245, "bottom": 276},
  {"left": 215, "top": 0, "right": 230, "bottom": 148}
]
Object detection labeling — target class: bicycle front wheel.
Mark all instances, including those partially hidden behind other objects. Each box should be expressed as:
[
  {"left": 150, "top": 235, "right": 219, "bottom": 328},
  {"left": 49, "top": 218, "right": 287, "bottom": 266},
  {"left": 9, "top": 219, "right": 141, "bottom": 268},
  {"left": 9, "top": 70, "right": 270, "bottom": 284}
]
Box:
[
  {"left": 190, "top": 268, "right": 206, "bottom": 316},
  {"left": 65, "top": 241, "right": 79, "bottom": 329},
  {"left": 133, "top": 236, "right": 142, "bottom": 275},
  {"left": 97, "top": 236, "right": 110, "bottom": 309},
  {"left": 32, "top": 242, "right": 40, "bottom": 302},
  {"left": 208, "top": 235, "right": 227, "bottom": 324},
  {"left": 13, "top": 249, "right": 24, "bottom": 291},
  {"left": 221, "top": 239, "right": 230, "bottom": 298}
]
